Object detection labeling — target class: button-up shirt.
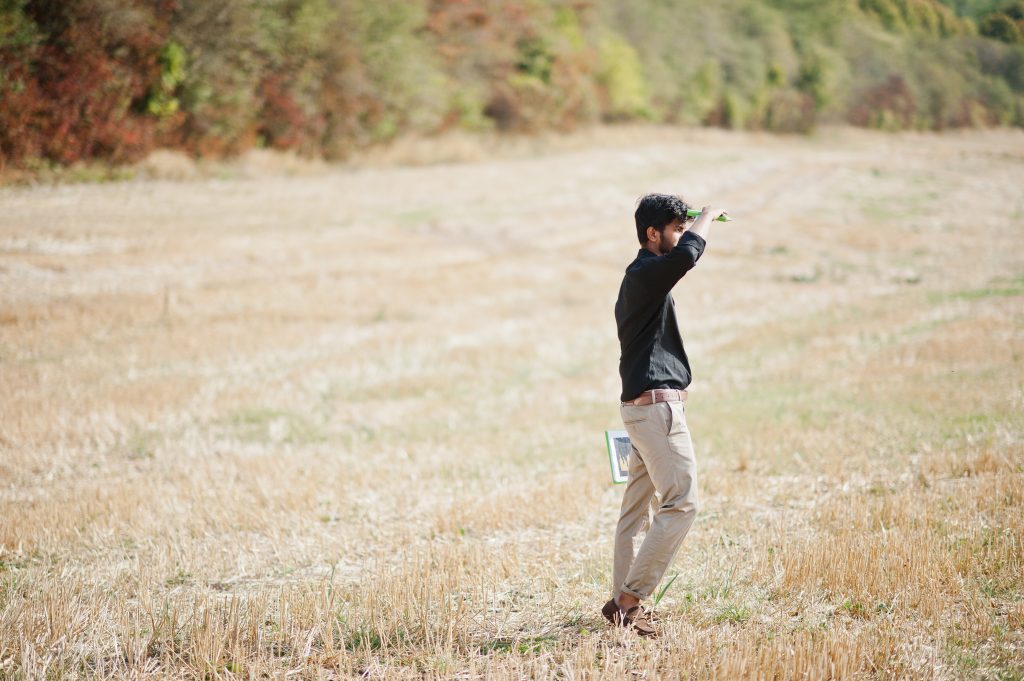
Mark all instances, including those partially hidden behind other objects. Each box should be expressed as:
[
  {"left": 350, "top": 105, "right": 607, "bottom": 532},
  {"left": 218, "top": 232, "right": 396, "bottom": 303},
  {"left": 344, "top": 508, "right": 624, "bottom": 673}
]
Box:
[{"left": 614, "top": 232, "right": 707, "bottom": 402}]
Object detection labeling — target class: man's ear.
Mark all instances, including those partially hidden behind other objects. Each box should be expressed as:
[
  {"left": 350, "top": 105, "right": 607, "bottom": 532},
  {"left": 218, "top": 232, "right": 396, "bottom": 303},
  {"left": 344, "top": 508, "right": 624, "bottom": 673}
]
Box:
[{"left": 646, "top": 225, "right": 659, "bottom": 244}]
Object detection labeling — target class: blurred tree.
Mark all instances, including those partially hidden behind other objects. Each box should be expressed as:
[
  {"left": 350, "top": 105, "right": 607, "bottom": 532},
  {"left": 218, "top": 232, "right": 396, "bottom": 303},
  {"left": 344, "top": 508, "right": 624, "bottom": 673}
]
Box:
[
  {"left": 937, "top": 0, "right": 1022, "bottom": 17},
  {"left": 255, "top": 0, "right": 336, "bottom": 152},
  {"left": 145, "top": 40, "right": 186, "bottom": 118},
  {"left": 321, "top": 0, "right": 446, "bottom": 149},
  {"left": 795, "top": 50, "right": 831, "bottom": 110},
  {"left": 2, "top": 0, "right": 170, "bottom": 165},
  {"left": 0, "top": 0, "right": 44, "bottom": 167},
  {"left": 596, "top": 31, "right": 650, "bottom": 120},
  {"left": 979, "top": 9, "right": 1024, "bottom": 40},
  {"left": 171, "top": 0, "right": 272, "bottom": 155}
]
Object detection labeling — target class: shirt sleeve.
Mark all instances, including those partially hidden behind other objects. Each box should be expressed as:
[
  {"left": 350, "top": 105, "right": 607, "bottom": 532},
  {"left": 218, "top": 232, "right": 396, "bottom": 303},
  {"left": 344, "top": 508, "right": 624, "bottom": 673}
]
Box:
[{"left": 631, "top": 232, "right": 707, "bottom": 297}]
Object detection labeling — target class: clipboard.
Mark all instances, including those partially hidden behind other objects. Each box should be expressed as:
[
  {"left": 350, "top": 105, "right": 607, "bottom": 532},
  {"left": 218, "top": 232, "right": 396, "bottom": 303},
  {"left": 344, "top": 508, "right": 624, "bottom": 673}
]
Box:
[{"left": 605, "top": 430, "right": 631, "bottom": 484}]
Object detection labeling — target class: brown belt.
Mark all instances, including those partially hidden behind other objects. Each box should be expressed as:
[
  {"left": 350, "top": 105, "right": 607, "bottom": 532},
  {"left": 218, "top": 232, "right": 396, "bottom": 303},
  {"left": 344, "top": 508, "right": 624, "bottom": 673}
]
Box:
[{"left": 621, "top": 388, "right": 687, "bottom": 406}]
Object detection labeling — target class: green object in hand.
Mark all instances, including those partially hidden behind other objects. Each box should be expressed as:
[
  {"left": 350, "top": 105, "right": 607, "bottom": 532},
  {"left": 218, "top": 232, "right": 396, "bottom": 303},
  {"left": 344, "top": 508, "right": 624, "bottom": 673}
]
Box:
[{"left": 686, "top": 208, "right": 732, "bottom": 222}]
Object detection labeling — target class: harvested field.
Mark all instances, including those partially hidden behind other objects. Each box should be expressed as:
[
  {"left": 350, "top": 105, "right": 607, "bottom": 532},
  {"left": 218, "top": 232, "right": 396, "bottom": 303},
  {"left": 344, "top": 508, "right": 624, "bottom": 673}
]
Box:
[{"left": 1, "top": 126, "right": 1022, "bottom": 679}]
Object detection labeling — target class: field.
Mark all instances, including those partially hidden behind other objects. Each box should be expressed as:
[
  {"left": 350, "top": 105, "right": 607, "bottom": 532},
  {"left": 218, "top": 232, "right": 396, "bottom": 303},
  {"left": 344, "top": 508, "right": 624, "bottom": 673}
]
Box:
[{"left": 1, "top": 127, "right": 1022, "bottom": 679}]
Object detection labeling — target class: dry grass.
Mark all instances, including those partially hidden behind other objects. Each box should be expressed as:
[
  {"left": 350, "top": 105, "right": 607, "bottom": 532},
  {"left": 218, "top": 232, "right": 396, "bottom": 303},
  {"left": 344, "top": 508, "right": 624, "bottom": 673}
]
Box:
[{"left": 1, "top": 126, "right": 1022, "bottom": 679}]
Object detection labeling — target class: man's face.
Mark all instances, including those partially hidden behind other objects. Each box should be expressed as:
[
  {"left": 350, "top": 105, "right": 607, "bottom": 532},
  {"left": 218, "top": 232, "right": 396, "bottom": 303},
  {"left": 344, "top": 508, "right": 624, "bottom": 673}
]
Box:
[{"left": 650, "top": 217, "right": 689, "bottom": 255}]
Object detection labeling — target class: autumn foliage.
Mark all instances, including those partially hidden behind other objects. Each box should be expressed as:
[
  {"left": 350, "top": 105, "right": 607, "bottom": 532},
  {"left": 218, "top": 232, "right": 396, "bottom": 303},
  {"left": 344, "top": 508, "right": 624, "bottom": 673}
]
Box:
[{"left": 1, "top": 0, "right": 1023, "bottom": 169}]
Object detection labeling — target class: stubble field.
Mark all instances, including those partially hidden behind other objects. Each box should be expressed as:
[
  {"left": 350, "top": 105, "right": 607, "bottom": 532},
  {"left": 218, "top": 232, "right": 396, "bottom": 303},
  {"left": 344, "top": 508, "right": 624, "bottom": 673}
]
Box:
[{"left": 1, "top": 127, "right": 1022, "bottom": 679}]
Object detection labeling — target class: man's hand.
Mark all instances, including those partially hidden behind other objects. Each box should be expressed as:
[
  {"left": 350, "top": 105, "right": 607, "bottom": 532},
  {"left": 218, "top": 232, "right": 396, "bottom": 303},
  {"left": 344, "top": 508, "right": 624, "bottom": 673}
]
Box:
[
  {"left": 699, "top": 206, "right": 727, "bottom": 221},
  {"left": 687, "top": 205, "right": 726, "bottom": 241}
]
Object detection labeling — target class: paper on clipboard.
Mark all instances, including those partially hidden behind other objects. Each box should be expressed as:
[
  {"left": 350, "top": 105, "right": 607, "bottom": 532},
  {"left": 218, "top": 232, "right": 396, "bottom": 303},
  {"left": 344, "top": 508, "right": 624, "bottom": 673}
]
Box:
[{"left": 605, "top": 430, "right": 631, "bottom": 484}]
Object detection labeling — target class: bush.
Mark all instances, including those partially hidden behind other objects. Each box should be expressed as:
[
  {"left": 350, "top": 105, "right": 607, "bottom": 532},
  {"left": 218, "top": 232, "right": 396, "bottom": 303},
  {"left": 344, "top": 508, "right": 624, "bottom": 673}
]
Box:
[
  {"left": 851, "top": 74, "right": 918, "bottom": 129},
  {"left": 1, "top": 0, "right": 171, "bottom": 165},
  {"left": 979, "top": 11, "right": 1024, "bottom": 41},
  {"left": 596, "top": 31, "right": 651, "bottom": 120},
  {"left": 764, "top": 88, "right": 817, "bottom": 132},
  {"left": 0, "top": 1, "right": 43, "bottom": 167}
]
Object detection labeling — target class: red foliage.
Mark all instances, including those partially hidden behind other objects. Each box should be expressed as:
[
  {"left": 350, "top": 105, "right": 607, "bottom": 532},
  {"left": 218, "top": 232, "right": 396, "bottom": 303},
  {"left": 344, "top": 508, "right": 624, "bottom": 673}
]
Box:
[
  {"left": 850, "top": 75, "right": 918, "bottom": 128},
  {"left": 258, "top": 73, "right": 326, "bottom": 153},
  {"left": 0, "top": 59, "right": 44, "bottom": 167},
  {"left": 0, "top": 0, "right": 175, "bottom": 167}
]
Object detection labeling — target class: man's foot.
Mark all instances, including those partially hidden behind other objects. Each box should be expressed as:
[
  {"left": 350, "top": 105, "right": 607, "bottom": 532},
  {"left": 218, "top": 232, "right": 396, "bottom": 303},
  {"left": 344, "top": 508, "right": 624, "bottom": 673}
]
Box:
[
  {"left": 603, "top": 598, "right": 660, "bottom": 623},
  {"left": 601, "top": 598, "right": 658, "bottom": 637}
]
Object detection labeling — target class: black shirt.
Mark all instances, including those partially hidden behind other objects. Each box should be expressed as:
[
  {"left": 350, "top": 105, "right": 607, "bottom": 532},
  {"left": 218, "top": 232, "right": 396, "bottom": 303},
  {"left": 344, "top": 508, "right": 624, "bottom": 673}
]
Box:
[{"left": 615, "top": 232, "right": 707, "bottom": 402}]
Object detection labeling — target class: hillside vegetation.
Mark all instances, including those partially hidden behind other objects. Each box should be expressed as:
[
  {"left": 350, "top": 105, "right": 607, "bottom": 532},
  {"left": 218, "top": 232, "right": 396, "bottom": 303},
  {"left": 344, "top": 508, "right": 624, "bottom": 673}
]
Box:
[{"left": 2, "top": 0, "right": 1024, "bottom": 168}]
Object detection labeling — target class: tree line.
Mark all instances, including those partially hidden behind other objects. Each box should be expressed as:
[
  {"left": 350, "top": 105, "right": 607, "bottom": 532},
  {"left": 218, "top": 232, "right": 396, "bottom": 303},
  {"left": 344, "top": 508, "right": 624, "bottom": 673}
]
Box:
[{"left": 2, "top": 0, "right": 1023, "bottom": 169}]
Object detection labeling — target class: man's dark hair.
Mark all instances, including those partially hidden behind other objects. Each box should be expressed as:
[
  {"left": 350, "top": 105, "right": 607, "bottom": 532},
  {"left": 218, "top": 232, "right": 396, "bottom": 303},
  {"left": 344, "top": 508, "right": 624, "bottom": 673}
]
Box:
[{"left": 634, "top": 193, "right": 691, "bottom": 245}]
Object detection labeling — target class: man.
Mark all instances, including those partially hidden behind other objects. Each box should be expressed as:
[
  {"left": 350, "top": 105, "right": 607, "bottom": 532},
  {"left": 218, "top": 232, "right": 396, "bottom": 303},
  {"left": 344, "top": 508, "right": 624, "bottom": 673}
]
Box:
[{"left": 602, "top": 193, "right": 725, "bottom": 637}]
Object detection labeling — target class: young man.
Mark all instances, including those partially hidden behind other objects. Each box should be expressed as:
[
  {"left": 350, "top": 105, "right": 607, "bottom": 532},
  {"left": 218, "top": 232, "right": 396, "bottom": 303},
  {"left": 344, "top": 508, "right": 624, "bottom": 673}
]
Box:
[{"left": 603, "top": 193, "right": 725, "bottom": 637}]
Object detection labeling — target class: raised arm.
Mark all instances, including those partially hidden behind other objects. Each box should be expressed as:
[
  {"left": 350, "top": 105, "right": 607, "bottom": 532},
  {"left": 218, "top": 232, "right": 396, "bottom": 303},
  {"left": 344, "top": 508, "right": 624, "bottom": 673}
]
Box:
[
  {"left": 632, "top": 206, "right": 726, "bottom": 297},
  {"left": 688, "top": 205, "right": 726, "bottom": 242}
]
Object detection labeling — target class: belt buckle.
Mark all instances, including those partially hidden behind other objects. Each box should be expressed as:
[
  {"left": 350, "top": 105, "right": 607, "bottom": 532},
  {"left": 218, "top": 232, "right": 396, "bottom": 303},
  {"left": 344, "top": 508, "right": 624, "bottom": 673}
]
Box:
[{"left": 656, "top": 388, "right": 680, "bottom": 404}]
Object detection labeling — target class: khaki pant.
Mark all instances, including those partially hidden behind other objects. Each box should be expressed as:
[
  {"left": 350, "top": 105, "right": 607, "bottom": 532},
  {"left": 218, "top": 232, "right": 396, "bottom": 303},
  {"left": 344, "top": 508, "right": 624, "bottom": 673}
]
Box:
[{"left": 613, "top": 399, "right": 699, "bottom": 600}]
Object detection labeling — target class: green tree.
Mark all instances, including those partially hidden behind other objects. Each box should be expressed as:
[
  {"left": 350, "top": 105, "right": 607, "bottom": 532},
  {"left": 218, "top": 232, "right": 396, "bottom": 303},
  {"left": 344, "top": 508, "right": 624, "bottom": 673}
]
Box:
[
  {"left": 146, "top": 41, "right": 186, "bottom": 118},
  {"left": 795, "top": 50, "right": 832, "bottom": 110},
  {"left": 596, "top": 31, "right": 651, "bottom": 119},
  {"left": 980, "top": 11, "right": 1024, "bottom": 40}
]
